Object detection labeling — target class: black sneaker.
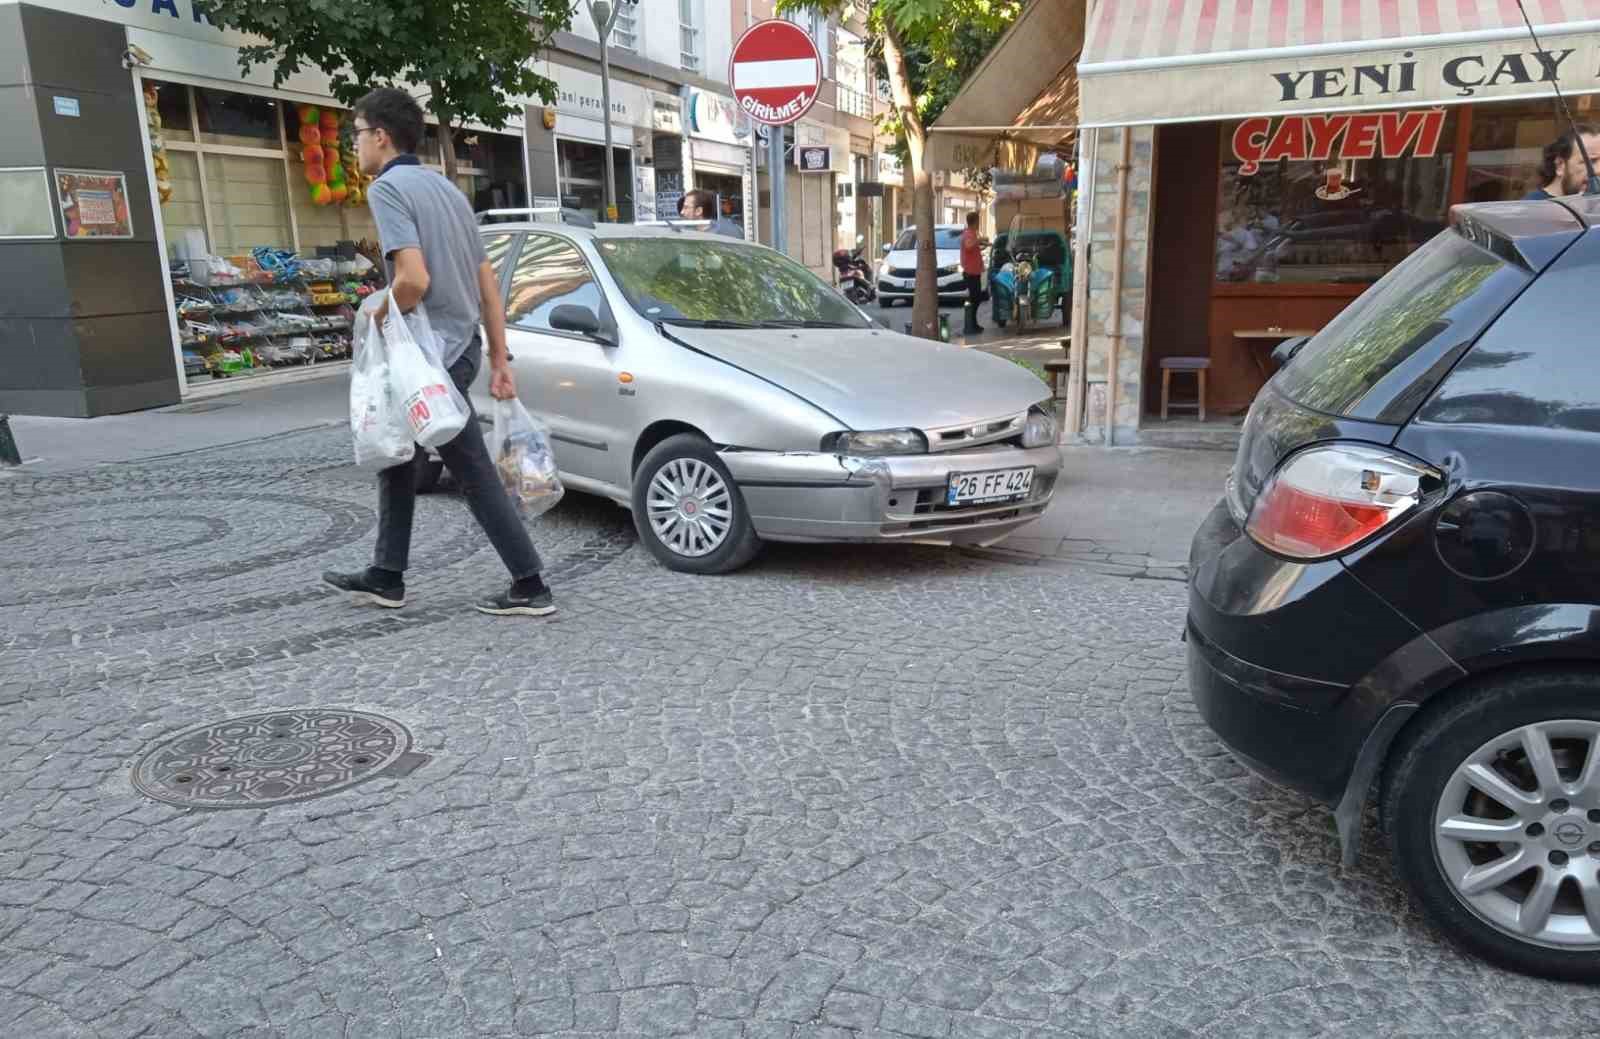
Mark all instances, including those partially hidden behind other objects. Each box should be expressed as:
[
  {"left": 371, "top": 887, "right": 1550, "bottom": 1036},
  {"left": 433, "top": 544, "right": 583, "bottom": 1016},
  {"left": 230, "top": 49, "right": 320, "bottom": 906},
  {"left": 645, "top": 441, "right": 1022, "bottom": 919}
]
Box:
[
  {"left": 474, "top": 586, "right": 556, "bottom": 617},
  {"left": 322, "top": 568, "right": 405, "bottom": 609}
]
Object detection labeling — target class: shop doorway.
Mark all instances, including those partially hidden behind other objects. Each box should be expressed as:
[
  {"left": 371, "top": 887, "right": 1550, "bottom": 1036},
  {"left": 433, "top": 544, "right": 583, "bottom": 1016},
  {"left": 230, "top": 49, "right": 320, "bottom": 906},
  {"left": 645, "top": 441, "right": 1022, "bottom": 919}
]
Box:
[
  {"left": 556, "top": 139, "right": 634, "bottom": 223},
  {"left": 694, "top": 170, "right": 746, "bottom": 228}
]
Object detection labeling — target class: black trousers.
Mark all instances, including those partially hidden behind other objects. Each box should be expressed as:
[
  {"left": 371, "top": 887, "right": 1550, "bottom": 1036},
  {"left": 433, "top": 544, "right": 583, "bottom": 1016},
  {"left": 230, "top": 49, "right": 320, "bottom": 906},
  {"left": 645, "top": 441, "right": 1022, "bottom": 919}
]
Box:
[
  {"left": 373, "top": 343, "right": 543, "bottom": 580},
  {"left": 964, "top": 273, "right": 983, "bottom": 311}
]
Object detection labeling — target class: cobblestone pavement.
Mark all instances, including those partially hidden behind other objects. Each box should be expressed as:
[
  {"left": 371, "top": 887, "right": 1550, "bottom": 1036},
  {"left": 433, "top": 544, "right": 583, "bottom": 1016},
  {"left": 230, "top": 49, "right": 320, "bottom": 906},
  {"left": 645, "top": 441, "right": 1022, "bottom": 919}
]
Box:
[{"left": 1, "top": 427, "right": 1593, "bottom": 1039}]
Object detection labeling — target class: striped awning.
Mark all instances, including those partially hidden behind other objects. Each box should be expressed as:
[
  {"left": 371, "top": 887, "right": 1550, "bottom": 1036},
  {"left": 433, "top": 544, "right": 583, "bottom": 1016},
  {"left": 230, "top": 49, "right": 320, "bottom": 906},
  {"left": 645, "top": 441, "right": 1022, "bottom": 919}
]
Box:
[{"left": 1080, "top": 0, "right": 1600, "bottom": 126}]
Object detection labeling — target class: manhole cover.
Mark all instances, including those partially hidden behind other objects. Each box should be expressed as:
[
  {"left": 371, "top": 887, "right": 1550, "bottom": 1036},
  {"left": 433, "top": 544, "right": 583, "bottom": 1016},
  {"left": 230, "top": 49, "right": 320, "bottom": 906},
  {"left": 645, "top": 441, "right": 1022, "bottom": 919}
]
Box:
[{"left": 131, "top": 710, "right": 423, "bottom": 808}]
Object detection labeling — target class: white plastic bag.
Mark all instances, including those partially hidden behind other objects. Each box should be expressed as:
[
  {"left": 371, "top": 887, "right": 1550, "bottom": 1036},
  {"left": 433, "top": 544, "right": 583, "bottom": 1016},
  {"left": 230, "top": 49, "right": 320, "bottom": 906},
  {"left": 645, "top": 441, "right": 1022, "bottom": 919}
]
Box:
[
  {"left": 350, "top": 302, "right": 413, "bottom": 470},
  {"left": 491, "top": 398, "right": 564, "bottom": 517},
  {"left": 381, "top": 304, "right": 469, "bottom": 449}
]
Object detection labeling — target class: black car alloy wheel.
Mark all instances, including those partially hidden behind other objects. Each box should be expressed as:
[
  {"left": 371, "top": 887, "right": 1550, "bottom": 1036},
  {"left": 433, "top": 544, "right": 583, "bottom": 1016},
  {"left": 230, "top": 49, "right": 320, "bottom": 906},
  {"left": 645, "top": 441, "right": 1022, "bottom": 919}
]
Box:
[{"left": 1383, "top": 669, "right": 1600, "bottom": 982}]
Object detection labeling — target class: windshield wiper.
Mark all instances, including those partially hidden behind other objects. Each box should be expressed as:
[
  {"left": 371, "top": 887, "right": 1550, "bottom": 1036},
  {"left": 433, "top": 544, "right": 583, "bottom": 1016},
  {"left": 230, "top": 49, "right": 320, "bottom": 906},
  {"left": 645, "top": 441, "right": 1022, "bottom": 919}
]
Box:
[
  {"left": 660, "top": 318, "right": 761, "bottom": 329},
  {"left": 756, "top": 320, "right": 862, "bottom": 329}
]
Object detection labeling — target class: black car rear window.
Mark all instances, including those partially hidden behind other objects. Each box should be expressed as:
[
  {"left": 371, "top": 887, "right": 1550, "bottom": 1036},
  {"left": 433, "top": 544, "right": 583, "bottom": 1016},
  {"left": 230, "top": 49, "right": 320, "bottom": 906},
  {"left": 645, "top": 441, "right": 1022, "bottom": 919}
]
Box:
[{"left": 1275, "top": 229, "right": 1530, "bottom": 423}]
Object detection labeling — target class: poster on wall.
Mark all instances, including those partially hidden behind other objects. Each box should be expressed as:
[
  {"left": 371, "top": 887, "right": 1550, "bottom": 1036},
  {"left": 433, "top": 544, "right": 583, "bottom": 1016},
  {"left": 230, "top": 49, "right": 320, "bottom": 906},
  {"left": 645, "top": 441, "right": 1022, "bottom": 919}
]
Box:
[
  {"left": 54, "top": 169, "right": 133, "bottom": 240},
  {"left": 0, "top": 168, "right": 56, "bottom": 240}
]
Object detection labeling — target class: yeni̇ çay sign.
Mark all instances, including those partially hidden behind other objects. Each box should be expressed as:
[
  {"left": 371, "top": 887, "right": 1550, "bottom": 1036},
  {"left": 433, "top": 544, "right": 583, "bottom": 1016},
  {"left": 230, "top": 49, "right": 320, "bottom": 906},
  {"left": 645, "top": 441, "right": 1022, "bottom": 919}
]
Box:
[{"left": 1232, "top": 110, "right": 1447, "bottom": 177}]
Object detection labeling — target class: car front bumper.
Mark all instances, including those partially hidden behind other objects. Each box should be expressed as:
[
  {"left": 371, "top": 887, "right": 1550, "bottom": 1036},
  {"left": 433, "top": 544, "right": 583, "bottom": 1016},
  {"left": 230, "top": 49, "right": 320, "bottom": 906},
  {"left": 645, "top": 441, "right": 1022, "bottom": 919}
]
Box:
[
  {"left": 878, "top": 272, "right": 967, "bottom": 298},
  {"left": 720, "top": 442, "right": 1061, "bottom": 546}
]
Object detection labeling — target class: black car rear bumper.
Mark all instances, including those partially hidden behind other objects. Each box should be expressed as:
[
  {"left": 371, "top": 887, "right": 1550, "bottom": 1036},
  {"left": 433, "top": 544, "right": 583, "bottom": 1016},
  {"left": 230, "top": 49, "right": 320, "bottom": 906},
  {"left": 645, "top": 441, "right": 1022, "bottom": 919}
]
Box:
[{"left": 1186, "top": 498, "right": 1433, "bottom": 803}]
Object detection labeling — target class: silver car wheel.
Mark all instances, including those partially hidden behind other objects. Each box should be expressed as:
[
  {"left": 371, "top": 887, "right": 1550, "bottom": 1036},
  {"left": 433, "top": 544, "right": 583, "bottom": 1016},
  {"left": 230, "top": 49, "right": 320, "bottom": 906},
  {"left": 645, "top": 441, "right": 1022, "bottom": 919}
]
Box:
[
  {"left": 646, "top": 458, "right": 733, "bottom": 558},
  {"left": 1433, "top": 719, "right": 1600, "bottom": 949}
]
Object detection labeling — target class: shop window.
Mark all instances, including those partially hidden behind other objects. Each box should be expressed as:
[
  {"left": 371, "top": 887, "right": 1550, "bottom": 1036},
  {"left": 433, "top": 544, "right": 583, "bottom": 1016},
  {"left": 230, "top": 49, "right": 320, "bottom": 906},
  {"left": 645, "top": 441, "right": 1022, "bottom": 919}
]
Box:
[
  {"left": 557, "top": 140, "right": 634, "bottom": 223},
  {"left": 203, "top": 154, "right": 292, "bottom": 254},
  {"left": 1465, "top": 99, "right": 1575, "bottom": 203},
  {"left": 161, "top": 151, "right": 206, "bottom": 254},
  {"left": 196, "top": 88, "right": 283, "bottom": 148},
  {"left": 506, "top": 235, "right": 603, "bottom": 332},
  {"left": 153, "top": 82, "right": 194, "bottom": 143},
  {"left": 1215, "top": 110, "right": 1456, "bottom": 286}
]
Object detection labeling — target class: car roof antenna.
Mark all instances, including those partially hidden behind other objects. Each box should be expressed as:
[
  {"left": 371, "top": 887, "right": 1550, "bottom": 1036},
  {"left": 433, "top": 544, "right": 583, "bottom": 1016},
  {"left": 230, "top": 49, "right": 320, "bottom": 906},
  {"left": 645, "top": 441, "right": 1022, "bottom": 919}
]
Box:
[{"left": 1514, "top": 0, "right": 1599, "bottom": 195}]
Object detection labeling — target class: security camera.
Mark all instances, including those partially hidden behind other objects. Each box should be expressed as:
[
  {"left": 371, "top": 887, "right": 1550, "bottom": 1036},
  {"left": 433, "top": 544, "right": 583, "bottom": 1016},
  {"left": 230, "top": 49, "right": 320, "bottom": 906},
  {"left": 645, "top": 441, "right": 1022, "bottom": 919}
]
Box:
[{"left": 122, "top": 45, "right": 154, "bottom": 69}]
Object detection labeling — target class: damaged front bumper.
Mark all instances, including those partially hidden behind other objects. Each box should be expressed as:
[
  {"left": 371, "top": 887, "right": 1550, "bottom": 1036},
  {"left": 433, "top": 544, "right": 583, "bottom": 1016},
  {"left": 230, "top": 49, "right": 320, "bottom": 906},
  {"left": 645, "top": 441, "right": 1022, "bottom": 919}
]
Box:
[{"left": 718, "top": 443, "right": 1062, "bottom": 545}]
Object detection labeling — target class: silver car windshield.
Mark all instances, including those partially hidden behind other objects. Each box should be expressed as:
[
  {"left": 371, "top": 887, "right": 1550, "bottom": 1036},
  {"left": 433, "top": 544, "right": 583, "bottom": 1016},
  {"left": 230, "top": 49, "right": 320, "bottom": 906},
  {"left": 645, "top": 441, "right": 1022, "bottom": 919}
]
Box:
[{"left": 595, "top": 238, "right": 870, "bottom": 329}]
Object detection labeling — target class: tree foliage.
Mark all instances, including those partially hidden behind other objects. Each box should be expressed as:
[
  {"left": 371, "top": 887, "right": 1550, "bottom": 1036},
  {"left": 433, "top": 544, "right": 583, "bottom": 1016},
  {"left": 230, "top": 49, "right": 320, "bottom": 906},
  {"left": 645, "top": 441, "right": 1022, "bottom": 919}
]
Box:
[
  {"left": 776, "top": 0, "right": 1018, "bottom": 338},
  {"left": 196, "top": 0, "right": 571, "bottom": 178},
  {"left": 864, "top": 1, "right": 1021, "bottom": 189}
]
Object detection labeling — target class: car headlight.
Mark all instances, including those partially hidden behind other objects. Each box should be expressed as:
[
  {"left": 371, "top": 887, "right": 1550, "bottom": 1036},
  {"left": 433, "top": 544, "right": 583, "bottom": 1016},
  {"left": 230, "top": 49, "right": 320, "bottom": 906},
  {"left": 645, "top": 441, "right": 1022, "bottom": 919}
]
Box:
[
  {"left": 1022, "top": 406, "right": 1057, "bottom": 448},
  {"left": 938, "top": 264, "right": 959, "bottom": 276},
  {"left": 825, "top": 428, "right": 928, "bottom": 456}
]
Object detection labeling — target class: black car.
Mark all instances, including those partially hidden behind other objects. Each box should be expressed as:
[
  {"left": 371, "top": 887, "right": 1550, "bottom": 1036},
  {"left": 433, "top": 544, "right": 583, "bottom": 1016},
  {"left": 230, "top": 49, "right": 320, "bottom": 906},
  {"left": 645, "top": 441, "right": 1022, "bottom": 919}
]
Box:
[{"left": 1188, "top": 196, "right": 1600, "bottom": 982}]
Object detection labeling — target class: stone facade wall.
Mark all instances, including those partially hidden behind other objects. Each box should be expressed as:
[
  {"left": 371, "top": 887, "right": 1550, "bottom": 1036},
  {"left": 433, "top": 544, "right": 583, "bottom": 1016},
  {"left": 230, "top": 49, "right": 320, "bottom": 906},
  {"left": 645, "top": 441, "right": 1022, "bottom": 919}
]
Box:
[{"left": 1075, "top": 125, "right": 1155, "bottom": 445}]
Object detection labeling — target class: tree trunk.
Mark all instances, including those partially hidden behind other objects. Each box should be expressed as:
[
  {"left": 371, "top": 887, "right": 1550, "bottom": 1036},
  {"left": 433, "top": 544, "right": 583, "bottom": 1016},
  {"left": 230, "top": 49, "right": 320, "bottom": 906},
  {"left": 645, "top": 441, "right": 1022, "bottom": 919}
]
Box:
[
  {"left": 431, "top": 93, "right": 461, "bottom": 191},
  {"left": 881, "top": 26, "right": 938, "bottom": 340}
]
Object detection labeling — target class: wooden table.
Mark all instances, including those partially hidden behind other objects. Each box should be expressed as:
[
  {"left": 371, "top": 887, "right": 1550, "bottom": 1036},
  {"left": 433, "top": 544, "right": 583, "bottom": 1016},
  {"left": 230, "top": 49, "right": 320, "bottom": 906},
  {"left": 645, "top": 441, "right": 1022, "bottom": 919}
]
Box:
[{"left": 1233, "top": 328, "right": 1317, "bottom": 379}]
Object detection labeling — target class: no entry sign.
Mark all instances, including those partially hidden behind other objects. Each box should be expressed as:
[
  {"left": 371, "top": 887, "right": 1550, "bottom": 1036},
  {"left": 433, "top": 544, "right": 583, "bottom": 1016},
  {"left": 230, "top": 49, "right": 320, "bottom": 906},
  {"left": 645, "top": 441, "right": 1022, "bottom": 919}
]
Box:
[{"left": 729, "top": 20, "right": 821, "bottom": 126}]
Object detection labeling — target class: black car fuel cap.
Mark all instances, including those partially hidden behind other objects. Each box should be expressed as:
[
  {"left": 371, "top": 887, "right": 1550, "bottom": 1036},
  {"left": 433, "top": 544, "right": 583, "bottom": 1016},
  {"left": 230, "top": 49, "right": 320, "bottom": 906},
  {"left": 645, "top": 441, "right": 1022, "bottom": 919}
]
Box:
[{"left": 1434, "top": 491, "right": 1536, "bottom": 581}]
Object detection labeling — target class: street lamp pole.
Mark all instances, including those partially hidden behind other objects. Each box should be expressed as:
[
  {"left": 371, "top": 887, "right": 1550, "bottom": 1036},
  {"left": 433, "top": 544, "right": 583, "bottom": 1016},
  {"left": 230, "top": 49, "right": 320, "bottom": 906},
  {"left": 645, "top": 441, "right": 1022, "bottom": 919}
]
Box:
[{"left": 589, "top": 0, "right": 627, "bottom": 221}]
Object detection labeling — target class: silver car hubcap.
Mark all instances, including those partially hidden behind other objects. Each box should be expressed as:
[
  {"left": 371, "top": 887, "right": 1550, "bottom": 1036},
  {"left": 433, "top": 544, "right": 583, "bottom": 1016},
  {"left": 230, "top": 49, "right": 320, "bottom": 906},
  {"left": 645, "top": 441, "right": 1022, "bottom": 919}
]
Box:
[
  {"left": 646, "top": 458, "right": 732, "bottom": 558},
  {"left": 1434, "top": 719, "right": 1600, "bottom": 949}
]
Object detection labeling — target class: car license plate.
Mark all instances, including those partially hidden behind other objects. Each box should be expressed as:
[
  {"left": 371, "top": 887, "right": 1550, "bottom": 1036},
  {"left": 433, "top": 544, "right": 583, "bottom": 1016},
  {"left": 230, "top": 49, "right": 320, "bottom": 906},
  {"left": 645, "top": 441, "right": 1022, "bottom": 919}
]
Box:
[{"left": 947, "top": 466, "right": 1034, "bottom": 506}]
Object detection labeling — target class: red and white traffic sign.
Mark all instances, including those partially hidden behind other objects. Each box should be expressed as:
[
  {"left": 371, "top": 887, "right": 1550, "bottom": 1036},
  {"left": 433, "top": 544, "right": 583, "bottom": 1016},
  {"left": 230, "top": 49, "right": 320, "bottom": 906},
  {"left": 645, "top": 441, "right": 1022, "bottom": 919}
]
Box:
[{"left": 729, "top": 19, "right": 822, "bottom": 126}]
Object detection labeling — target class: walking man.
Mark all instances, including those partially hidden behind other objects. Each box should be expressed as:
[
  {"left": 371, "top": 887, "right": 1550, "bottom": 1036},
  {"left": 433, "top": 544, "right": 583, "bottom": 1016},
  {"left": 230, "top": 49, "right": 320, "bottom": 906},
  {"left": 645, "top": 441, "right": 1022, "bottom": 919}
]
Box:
[
  {"left": 323, "top": 87, "right": 554, "bottom": 617},
  {"left": 1524, "top": 125, "right": 1600, "bottom": 199},
  {"left": 960, "top": 211, "right": 986, "bottom": 335}
]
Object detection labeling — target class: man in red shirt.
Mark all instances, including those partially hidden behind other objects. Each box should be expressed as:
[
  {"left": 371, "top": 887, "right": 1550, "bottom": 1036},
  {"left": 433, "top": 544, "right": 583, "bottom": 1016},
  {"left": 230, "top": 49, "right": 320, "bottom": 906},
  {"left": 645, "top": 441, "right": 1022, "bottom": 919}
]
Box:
[{"left": 960, "top": 212, "right": 986, "bottom": 334}]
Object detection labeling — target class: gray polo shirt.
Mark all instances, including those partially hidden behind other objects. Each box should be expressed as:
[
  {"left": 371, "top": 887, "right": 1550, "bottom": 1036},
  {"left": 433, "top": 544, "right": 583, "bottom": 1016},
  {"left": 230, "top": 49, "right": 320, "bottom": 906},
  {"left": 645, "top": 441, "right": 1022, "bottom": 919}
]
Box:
[{"left": 368, "top": 160, "right": 487, "bottom": 366}]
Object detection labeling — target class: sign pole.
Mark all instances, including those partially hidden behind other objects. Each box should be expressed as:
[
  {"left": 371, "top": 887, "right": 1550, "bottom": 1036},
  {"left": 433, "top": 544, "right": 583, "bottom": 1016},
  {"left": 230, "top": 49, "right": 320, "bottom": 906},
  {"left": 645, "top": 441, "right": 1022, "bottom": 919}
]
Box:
[
  {"left": 769, "top": 128, "right": 786, "bottom": 255},
  {"left": 730, "top": 19, "right": 821, "bottom": 258}
]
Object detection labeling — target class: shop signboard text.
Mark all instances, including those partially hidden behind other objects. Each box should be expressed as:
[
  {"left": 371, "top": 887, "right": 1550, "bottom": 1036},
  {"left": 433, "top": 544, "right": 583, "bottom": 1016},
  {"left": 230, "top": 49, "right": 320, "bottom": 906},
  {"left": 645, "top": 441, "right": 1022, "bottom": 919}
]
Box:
[{"left": 1232, "top": 109, "right": 1447, "bottom": 176}]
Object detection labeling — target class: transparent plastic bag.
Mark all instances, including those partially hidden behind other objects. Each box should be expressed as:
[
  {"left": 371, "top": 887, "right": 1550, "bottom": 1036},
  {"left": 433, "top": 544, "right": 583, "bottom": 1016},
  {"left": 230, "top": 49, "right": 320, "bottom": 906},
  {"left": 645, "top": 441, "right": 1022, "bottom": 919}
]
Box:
[
  {"left": 349, "top": 303, "right": 414, "bottom": 470},
  {"left": 381, "top": 303, "right": 469, "bottom": 449},
  {"left": 491, "top": 398, "right": 564, "bottom": 517}
]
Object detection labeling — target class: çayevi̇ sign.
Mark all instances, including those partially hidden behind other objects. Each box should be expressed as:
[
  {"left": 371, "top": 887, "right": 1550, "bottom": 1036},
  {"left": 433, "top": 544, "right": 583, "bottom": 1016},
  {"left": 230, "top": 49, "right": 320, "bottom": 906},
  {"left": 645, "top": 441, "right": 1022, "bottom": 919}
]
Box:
[{"left": 1232, "top": 109, "right": 1448, "bottom": 176}]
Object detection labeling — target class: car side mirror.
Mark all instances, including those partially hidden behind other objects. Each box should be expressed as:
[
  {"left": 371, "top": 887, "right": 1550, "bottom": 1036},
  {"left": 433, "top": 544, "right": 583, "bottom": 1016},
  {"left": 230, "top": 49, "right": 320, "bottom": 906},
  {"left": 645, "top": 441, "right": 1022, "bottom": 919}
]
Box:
[
  {"left": 880, "top": 243, "right": 891, "bottom": 255},
  {"left": 1272, "top": 334, "right": 1309, "bottom": 368},
  {"left": 549, "top": 304, "right": 608, "bottom": 342}
]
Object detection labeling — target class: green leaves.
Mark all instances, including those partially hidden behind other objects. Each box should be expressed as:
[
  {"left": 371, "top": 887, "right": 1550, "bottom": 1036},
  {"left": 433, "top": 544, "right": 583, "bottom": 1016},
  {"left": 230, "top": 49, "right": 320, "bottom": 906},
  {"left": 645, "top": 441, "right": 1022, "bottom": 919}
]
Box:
[{"left": 197, "top": 0, "right": 570, "bottom": 134}]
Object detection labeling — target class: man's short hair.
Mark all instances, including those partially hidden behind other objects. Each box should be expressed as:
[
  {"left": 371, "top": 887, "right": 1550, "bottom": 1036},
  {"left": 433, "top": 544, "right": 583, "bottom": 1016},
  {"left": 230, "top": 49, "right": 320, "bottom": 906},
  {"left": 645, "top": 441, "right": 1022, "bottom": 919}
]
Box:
[
  {"left": 965, "top": 211, "right": 979, "bottom": 228},
  {"left": 1540, "top": 124, "right": 1600, "bottom": 182},
  {"left": 354, "top": 87, "right": 425, "bottom": 155},
  {"left": 679, "top": 188, "right": 715, "bottom": 218}
]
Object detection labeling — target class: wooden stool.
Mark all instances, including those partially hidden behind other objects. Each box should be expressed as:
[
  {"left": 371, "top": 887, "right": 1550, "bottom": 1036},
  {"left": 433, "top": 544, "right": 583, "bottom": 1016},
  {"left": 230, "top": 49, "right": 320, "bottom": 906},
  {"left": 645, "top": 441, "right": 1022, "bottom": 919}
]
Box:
[
  {"left": 1160, "top": 356, "right": 1209, "bottom": 421},
  {"left": 1043, "top": 359, "right": 1071, "bottom": 402}
]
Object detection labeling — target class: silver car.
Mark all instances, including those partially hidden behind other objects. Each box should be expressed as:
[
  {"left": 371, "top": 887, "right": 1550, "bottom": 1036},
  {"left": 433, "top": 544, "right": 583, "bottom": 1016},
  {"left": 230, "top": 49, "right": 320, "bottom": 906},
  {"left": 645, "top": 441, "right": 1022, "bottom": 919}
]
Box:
[{"left": 470, "top": 219, "right": 1062, "bottom": 574}]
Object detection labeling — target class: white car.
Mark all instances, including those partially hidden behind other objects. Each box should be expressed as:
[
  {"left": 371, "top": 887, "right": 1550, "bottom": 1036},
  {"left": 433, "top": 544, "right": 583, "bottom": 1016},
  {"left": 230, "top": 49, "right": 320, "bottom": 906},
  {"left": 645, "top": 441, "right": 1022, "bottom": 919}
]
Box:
[{"left": 876, "top": 225, "right": 971, "bottom": 306}]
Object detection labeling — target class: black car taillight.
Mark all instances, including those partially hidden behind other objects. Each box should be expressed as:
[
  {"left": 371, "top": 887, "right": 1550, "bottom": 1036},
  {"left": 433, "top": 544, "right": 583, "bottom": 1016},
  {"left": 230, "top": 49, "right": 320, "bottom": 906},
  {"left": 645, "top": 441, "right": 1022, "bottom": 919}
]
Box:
[{"left": 1245, "top": 444, "right": 1440, "bottom": 560}]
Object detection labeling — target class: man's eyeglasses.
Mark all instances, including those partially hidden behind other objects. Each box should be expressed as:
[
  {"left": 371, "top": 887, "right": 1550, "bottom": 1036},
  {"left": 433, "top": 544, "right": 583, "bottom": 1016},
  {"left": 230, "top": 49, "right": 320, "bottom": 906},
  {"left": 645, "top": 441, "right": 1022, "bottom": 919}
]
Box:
[{"left": 353, "top": 126, "right": 381, "bottom": 138}]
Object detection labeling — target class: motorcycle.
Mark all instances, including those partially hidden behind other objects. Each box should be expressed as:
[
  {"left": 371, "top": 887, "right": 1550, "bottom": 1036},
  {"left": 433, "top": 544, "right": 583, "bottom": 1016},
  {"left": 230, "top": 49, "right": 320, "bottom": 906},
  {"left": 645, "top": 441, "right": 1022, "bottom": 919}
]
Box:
[
  {"left": 989, "top": 222, "right": 1071, "bottom": 332},
  {"left": 832, "top": 234, "right": 876, "bottom": 305}
]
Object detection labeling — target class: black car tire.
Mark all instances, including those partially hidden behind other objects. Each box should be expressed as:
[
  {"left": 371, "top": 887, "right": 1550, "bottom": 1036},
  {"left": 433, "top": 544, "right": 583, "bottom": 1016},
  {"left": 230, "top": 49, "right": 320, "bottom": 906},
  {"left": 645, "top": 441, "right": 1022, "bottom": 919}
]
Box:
[
  {"left": 1382, "top": 668, "right": 1600, "bottom": 982},
  {"left": 631, "top": 434, "right": 761, "bottom": 575}
]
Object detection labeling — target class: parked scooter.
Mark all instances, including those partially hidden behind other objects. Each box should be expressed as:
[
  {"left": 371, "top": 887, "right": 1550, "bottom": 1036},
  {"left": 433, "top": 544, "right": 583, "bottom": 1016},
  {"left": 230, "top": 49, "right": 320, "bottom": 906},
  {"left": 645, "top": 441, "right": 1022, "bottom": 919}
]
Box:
[{"left": 832, "top": 234, "right": 876, "bottom": 305}]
